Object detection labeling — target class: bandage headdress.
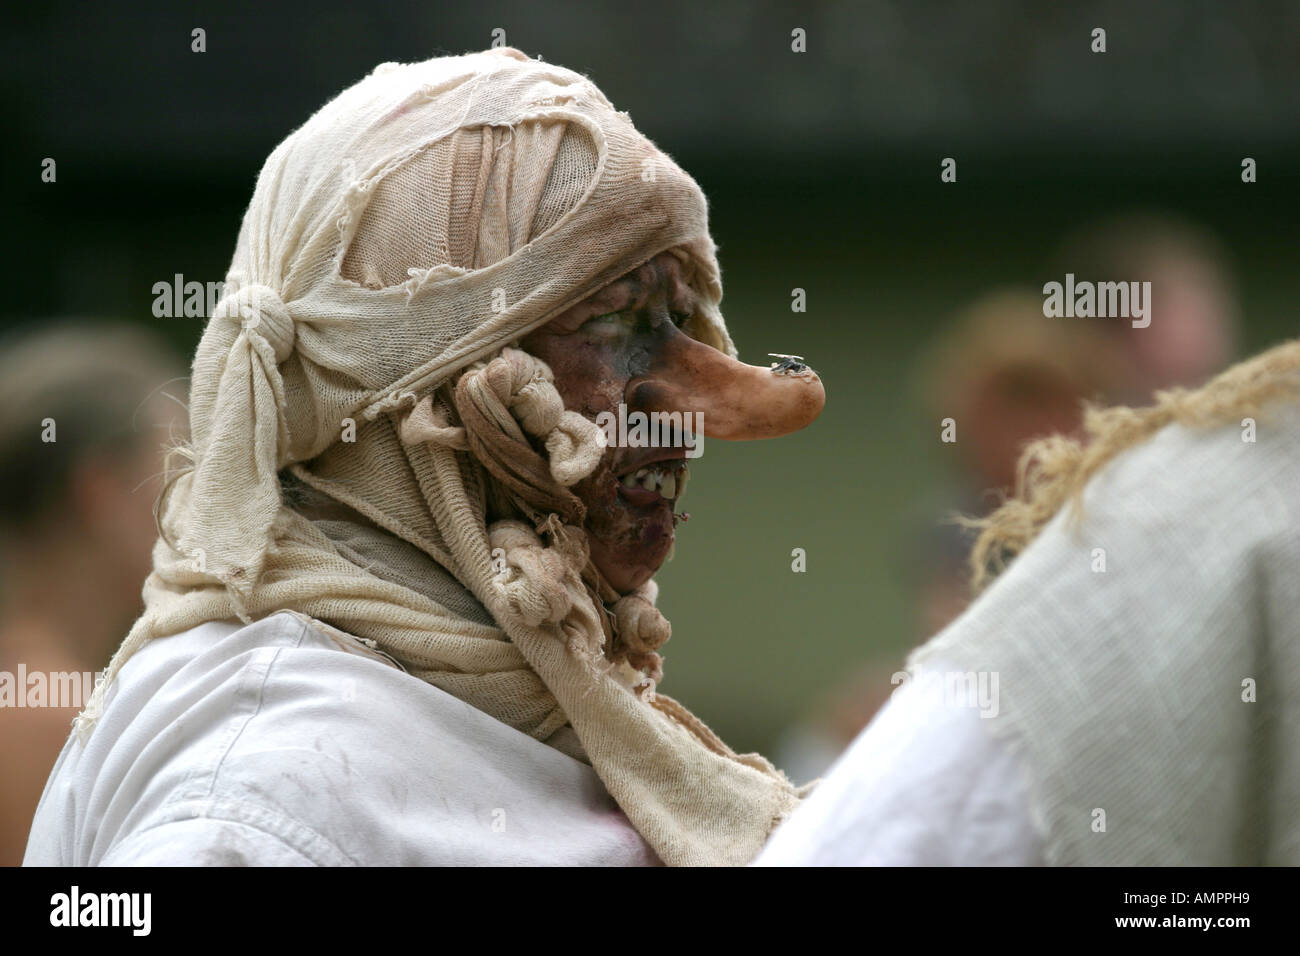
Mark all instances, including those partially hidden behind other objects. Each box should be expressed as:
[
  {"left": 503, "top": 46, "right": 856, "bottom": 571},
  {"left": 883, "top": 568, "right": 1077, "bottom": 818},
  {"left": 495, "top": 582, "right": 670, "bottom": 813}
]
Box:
[{"left": 82, "top": 49, "right": 809, "bottom": 865}]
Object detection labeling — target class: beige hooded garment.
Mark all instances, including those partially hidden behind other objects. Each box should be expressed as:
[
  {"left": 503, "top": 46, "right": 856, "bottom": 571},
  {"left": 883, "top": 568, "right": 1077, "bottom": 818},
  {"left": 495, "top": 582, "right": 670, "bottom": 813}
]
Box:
[{"left": 78, "top": 47, "right": 806, "bottom": 866}]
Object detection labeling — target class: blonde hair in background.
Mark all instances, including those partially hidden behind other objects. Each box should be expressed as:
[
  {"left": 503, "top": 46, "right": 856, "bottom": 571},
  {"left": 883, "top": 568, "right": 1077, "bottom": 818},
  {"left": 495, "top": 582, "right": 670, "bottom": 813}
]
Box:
[{"left": 966, "top": 338, "right": 1300, "bottom": 591}]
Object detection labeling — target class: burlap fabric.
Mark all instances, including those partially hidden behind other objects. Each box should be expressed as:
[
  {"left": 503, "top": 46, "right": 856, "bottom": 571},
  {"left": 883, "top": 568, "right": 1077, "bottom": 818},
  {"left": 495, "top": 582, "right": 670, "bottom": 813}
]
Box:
[{"left": 78, "top": 48, "right": 804, "bottom": 866}]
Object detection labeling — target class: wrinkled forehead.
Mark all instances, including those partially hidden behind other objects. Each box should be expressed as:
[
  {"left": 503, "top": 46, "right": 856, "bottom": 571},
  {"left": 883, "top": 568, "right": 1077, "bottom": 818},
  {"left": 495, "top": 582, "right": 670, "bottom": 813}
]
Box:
[{"left": 577, "top": 250, "right": 700, "bottom": 311}]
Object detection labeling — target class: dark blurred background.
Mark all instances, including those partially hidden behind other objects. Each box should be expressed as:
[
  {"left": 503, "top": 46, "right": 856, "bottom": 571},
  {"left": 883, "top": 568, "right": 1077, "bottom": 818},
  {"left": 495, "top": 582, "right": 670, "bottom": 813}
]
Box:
[{"left": 2, "top": 0, "right": 1297, "bottom": 770}]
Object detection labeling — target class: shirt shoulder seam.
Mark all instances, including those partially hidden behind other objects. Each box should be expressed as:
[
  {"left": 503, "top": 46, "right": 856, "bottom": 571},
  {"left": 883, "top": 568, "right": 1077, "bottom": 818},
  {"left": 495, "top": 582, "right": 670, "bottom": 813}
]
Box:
[{"left": 103, "top": 797, "right": 358, "bottom": 866}]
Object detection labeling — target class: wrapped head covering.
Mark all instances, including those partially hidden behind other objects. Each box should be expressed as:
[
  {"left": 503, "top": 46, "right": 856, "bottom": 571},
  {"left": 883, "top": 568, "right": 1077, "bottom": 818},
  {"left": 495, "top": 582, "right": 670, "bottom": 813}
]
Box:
[{"left": 80, "top": 48, "right": 805, "bottom": 865}]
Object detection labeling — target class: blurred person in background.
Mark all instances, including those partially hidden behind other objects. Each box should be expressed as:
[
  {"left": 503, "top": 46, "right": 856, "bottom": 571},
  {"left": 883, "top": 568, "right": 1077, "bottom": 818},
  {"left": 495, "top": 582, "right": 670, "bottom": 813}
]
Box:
[
  {"left": 909, "top": 288, "right": 1118, "bottom": 637},
  {"left": 776, "top": 213, "right": 1242, "bottom": 783},
  {"left": 1053, "top": 212, "right": 1240, "bottom": 404},
  {"left": 776, "top": 289, "right": 1114, "bottom": 783},
  {"left": 0, "top": 322, "right": 183, "bottom": 865}
]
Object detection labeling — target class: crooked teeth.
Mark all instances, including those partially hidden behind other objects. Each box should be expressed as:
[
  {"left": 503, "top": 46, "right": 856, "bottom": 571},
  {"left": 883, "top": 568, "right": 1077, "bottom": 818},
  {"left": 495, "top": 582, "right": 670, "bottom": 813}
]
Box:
[{"left": 620, "top": 464, "right": 686, "bottom": 500}]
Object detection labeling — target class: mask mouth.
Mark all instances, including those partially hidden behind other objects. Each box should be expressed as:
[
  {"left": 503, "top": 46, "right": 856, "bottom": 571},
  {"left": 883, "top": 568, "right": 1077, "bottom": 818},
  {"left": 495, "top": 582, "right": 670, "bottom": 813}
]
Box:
[
  {"left": 615, "top": 459, "right": 690, "bottom": 509},
  {"left": 626, "top": 328, "right": 826, "bottom": 441}
]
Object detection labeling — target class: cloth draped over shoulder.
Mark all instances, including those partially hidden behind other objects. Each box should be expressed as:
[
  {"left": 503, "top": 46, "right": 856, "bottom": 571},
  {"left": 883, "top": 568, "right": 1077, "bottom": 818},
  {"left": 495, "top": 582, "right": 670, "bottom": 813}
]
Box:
[
  {"left": 908, "top": 384, "right": 1300, "bottom": 864},
  {"left": 79, "top": 47, "right": 806, "bottom": 866}
]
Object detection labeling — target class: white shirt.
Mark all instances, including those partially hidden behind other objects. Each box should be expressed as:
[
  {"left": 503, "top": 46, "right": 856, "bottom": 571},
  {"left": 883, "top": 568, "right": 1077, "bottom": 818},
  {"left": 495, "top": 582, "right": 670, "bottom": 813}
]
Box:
[
  {"left": 25, "top": 611, "right": 657, "bottom": 866},
  {"left": 755, "top": 662, "right": 1044, "bottom": 866}
]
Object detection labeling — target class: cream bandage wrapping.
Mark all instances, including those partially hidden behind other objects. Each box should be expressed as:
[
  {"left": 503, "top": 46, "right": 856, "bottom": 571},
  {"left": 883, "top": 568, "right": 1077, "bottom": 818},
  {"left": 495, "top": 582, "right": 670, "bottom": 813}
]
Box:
[{"left": 79, "top": 48, "right": 805, "bottom": 866}]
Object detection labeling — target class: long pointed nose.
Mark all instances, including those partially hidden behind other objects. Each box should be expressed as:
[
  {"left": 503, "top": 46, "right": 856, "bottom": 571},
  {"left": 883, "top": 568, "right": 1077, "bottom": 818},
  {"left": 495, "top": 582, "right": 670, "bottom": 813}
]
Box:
[{"left": 627, "top": 331, "right": 825, "bottom": 440}]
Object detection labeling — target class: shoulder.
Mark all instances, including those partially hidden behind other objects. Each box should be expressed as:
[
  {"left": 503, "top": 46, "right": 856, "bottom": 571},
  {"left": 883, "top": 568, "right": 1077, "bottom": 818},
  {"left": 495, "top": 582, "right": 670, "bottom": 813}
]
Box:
[
  {"left": 27, "top": 612, "right": 377, "bottom": 865},
  {"left": 1082, "top": 397, "right": 1300, "bottom": 539},
  {"left": 757, "top": 661, "right": 1042, "bottom": 866},
  {"left": 31, "top": 611, "right": 651, "bottom": 866},
  {"left": 962, "top": 397, "right": 1300, "bottom": 623}
]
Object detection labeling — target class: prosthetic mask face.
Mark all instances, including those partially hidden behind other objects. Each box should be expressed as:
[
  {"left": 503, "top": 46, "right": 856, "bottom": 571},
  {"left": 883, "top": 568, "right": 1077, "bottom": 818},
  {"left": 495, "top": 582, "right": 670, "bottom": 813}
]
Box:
[{"left": 522, "top": 251, "right": 826, "bottom": 593}]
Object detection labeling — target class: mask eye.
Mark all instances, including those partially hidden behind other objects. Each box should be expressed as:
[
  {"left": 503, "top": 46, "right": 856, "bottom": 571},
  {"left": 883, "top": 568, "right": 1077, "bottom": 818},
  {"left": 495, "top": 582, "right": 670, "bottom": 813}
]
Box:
[
  {"left": 669, "top": 310, "right": 692, "bottom": 328},
  {"left": 581, "top": 310, "right": 635, "bottom": 338}
]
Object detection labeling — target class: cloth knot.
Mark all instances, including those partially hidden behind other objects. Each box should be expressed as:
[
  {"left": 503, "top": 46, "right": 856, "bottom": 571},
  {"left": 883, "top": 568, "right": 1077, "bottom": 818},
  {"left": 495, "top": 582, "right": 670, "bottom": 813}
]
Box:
[
  {"left": 487, "top": 519, "right": 606, "bottom": 669},
  {"left": 488, "top": 519, "right": 576, "bottom": 627},
  {"left": 611, "top": 588, "right": 671, "bottom": 686},
  {"left": 399, "top": 394, "right": 470, "bottom": 450},
  {"left": 613, "top": 592, "right": 671, "bottom": 657},
  {"left": 214, "top": 283, "right": 296, "bottom": 363},
  {"left": 460, "top": 348, "right": 606, "bottom": 487}
]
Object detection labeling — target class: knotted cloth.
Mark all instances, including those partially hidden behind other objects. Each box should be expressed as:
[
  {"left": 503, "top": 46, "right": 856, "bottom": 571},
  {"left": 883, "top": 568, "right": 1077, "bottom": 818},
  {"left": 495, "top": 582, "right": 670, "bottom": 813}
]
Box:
[{"left": 78, "top": 48, "right": 805, "bottom": 865}]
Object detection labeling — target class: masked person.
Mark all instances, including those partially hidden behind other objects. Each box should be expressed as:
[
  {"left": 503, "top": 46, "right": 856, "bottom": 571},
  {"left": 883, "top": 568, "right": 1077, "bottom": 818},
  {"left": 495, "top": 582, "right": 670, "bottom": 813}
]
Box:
[
  {"left": 758, "top": 340, "right": 1300, "bottom": 866},
  {"left": 23, "top": 48, "right": 825, "bottom": 867}
]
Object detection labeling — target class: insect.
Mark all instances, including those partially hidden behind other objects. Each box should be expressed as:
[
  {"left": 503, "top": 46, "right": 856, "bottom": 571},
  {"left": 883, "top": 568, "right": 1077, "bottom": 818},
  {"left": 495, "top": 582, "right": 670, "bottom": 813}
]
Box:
[{"left": 768, "top": 353, "right": 809, "bottom": 375}]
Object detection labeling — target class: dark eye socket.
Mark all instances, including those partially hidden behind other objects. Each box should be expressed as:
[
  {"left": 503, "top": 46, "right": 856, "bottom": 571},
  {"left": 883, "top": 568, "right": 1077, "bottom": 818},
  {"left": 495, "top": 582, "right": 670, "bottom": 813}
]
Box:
[
  {"left": 579, "top": 310, "right": 635, "bottom": 338},
  {"left": 581, "top": 307, "right": 692, "bottom": 336}
]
